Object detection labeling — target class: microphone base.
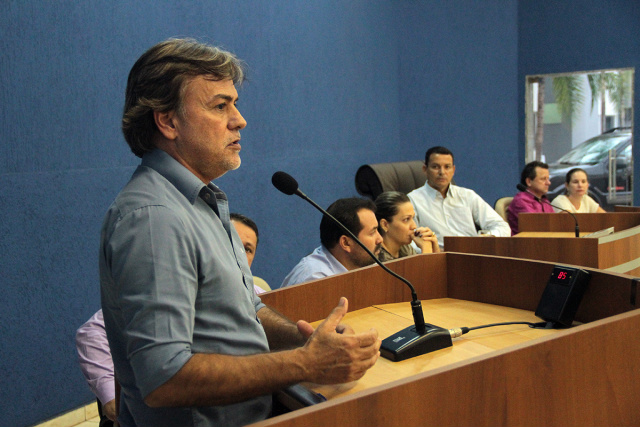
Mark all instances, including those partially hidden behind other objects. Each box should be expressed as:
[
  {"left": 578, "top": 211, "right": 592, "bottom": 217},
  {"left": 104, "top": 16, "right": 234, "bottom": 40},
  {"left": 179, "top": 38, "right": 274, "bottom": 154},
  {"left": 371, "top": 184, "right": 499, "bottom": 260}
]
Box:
[{"left": 380, "top": 324, "right": 453, "bottom": 362}]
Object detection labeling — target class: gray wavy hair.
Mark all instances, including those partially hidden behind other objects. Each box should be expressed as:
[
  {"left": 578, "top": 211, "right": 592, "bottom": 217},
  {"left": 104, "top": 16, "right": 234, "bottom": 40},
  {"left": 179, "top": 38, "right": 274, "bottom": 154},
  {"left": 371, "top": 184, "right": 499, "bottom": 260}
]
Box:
[{"left": 122, "top": 38, "right": 245, "bottom": 157}]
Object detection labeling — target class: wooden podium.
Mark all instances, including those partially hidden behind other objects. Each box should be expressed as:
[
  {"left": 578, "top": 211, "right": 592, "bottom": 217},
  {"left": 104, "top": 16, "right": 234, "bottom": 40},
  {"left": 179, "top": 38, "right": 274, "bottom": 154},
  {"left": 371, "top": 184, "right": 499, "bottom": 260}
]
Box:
[
  {"left": 252, "top": 253, "right": 640, "bottom": 427},
  {"left": 445, "top": 213, "right": 640, "bottom": 276},
  {"left": 614, "top": 205, "right": 640, "bottom": 213},
  {"left": 518, "top": 212, "right": 640, "bottom": 233}
]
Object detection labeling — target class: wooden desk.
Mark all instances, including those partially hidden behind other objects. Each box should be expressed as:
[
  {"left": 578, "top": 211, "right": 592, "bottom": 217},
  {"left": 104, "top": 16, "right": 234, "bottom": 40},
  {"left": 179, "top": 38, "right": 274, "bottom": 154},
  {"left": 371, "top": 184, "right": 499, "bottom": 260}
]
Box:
[
  {"left": 514, "top": 231, "right": 590, "bottom": 237},
  {"left": 308, "top": 298, "right": 558, "bottom": 400},
  {"left": 446, "top": 224, "right": 640, "bottom": 275},
  {"left": 614, "top": 205, "right": 640, "bottom": 213},
  {"left": 254, "top": 253, "right": 640, "bottom": 427},
  {"left": 518, "top": 212, "right": 640, "bottom": 232}
]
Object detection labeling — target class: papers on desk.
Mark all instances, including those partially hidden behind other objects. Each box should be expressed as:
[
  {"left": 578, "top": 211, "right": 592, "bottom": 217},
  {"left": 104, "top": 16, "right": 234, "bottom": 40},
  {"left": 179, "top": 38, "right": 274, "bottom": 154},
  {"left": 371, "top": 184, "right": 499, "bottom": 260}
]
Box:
[{"left": 581, "top": 226, "right": 614, "bottom": 238}]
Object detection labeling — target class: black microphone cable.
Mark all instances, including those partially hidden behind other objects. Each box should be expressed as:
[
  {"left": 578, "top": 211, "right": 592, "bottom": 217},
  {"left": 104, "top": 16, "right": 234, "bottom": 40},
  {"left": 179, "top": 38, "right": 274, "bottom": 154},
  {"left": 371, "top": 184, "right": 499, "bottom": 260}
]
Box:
[{"left": 447, "top": 321, "right": 540, "bottom": 338}]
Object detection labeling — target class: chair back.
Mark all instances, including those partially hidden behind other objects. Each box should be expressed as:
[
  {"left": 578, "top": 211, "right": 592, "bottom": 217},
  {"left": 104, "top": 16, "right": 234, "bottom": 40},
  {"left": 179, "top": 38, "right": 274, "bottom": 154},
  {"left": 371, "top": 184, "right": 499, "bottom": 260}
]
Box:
[
  {"left": 494, "top": 196, "right": 513, "bottom": 221},
  {"left": 355, "top": 160, "right": 425, "bottom": 199}
]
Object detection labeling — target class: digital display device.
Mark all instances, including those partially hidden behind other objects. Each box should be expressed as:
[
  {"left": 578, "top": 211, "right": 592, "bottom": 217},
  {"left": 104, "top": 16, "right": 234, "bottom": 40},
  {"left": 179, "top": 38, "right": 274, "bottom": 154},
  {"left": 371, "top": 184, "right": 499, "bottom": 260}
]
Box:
[
  {"left": 550, "top": 267, "right": 574, "bottom": 285},
  {"left": 535, "top": 265, "right": 591, "bottom": 327}
]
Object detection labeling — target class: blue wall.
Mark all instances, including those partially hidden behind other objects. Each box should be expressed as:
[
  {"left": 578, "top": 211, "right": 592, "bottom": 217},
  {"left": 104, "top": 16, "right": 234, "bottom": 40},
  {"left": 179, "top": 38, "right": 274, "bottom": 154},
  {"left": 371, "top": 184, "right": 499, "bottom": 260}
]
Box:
[
  {"left": 396, "top": 3, "right": 519, "bottom": 203},
  {"left": 2, "top": 1, "right": 635, "bottom": 426}
]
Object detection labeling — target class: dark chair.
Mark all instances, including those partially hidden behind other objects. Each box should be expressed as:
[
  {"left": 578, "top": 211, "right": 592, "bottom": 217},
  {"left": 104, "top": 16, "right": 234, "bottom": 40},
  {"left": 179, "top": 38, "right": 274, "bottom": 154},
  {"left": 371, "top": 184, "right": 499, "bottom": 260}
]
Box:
[
  {"left": 272, "top": 384, "right": 327, "bottom": 416},
  {"left": 355, "top": 160, "right": 426, "bottom": 200}
]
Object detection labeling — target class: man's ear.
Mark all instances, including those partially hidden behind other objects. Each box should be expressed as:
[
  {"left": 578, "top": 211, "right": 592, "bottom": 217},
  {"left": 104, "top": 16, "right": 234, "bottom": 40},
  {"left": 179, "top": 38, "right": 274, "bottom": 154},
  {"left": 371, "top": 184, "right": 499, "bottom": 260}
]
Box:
[
  {"left": 422, "top": 163, "right": 428, "bottom": 175},
  {"left": 153, "top": 110, "right": 178, "bottom": 140},
  {"left": 338, "top": 235, "right": 353, "bottom": 253},
  {"left": 525, "top": 177, "right": 532, "bottom": 187}
]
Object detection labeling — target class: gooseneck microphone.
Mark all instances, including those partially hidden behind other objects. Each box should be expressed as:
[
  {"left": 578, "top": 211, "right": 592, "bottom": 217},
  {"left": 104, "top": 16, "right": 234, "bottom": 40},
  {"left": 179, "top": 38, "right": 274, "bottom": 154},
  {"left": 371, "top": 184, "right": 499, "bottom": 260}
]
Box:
[
  {"left": 516, "top": 183, "right": 580, "bottom": 237},
  {"left": 272, "top": 171, "right": 452, "bottom": 361},
  {"left": 272, "top": 171, "right": 426, "bottom": 332}
]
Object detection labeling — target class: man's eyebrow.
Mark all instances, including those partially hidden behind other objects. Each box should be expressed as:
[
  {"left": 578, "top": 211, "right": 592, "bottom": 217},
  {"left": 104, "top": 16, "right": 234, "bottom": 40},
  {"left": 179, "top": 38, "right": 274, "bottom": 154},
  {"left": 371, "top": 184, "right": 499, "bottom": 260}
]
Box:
[{"left": 211, "top": 94, "right": 237, "bottom": 102}]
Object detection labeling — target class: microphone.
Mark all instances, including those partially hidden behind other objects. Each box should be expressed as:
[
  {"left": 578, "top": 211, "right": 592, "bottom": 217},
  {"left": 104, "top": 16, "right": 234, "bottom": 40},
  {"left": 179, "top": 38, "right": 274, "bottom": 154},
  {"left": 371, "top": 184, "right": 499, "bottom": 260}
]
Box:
[
  {"left": 272, "top": 171, "right": 452, "bottom": 361},
  {"left": 516, "top": 183, "right": 580, "bottom": 237}
]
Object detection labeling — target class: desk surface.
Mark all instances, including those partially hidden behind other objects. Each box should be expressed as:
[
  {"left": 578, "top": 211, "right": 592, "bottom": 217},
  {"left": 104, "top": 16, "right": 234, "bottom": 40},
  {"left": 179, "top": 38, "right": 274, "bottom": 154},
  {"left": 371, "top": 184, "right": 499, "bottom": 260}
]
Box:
[
  {"left": 515, "top": 231, "right": 587, "bottom": 237},
  {"left": 307, "top": 298, "right": 558, "bottom": 400}
]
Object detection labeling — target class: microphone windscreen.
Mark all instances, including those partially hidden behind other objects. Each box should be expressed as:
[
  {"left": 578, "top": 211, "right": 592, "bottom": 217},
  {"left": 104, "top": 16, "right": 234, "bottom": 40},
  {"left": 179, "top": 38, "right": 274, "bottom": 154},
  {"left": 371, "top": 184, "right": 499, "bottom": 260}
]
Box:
[
  {"left": 272, "top": 171, "right": 299, "bottom": 195},
  {"left": 516, "top": 183, "right": 527, "bottom": 192}
]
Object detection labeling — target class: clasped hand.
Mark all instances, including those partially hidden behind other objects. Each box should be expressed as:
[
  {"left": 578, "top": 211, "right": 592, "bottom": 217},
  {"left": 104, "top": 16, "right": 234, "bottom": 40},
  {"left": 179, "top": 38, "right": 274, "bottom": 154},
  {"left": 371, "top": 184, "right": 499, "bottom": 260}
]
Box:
[{"left": 411, "top": 226, "right": 440, "bottom": 253}]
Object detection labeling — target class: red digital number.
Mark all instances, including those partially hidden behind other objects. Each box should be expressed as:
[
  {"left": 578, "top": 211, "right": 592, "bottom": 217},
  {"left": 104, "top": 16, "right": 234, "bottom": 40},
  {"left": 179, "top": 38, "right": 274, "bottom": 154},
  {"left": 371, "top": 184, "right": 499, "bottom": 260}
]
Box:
[{"left": 558, "top": 271, "right": 567, "bottom": 280}]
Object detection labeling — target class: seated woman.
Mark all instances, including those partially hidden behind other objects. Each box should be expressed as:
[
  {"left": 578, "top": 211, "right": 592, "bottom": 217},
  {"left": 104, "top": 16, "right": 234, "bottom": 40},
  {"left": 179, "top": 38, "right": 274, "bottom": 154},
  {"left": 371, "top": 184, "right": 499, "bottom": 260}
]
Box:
[
  {"left": 552, "top": 168, "right": 606, "bottom": 213},
  {"left": 374, "top": 191, "right": 439, "bottom": 262}
]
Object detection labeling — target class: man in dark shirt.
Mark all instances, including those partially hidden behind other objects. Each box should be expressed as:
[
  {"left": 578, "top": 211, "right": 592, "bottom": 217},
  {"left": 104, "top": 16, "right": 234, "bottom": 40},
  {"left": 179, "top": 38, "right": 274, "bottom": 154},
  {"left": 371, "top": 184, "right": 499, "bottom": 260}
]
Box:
[{"left": 507, "top": 160, "right": 554, "bottom": 235}]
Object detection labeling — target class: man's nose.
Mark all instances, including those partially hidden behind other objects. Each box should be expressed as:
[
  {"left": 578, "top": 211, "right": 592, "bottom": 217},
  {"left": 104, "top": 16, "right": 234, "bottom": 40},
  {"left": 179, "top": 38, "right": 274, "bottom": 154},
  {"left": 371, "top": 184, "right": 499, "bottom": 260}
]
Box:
[{"left": 229, "top": 106, "right": 247, "bottom": 130}]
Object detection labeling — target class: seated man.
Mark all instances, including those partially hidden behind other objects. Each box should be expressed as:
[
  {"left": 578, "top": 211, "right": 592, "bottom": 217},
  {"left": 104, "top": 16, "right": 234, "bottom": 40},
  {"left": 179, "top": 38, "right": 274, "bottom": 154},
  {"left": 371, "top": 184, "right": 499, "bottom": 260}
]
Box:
[
  {"left": 507, "top": 160, "right": 554, "bottom": 235},
  {"left": 76, "top": 213, "right": 270, "bottom": 426},
  {"left": 230, "top": 212, "right": 271, "bottom": 293},
  {"left": 281, "top": 197, "right": 383, "bottom": 287},
  {"left": 408, "top": 146, "right": 510, "bottom": 247}
]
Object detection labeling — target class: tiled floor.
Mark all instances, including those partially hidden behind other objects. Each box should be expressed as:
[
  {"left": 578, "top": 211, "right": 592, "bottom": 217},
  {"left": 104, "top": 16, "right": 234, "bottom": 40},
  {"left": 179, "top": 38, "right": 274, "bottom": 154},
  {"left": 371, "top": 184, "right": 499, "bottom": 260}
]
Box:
[
  {"left": 71, "top": 417, "right": 101, "bottom": 427},
  {"left": 33, "top": 402, "right": 101, "bottom": 427}
]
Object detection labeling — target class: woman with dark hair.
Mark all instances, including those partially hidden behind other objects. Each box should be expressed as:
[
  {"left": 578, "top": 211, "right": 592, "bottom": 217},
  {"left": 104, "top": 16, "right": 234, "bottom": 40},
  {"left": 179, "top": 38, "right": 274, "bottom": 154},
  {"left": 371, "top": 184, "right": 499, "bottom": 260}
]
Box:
[
  {"left": 552, "top": 168, "right": 606, "bottom": 213},
  {"left": 374, "top": 191, "right": 439, "bottom": 262}
]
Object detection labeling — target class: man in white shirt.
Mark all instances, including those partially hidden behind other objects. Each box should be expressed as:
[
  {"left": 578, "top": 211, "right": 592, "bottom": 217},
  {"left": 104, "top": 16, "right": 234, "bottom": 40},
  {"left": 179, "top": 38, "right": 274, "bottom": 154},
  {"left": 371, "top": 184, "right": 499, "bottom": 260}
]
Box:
[
  {"left": 408, "top": 146, "right": 510, "bottom": 247},
  {"left": 281, "top": 198, "right": 383, "bottom": 287}
]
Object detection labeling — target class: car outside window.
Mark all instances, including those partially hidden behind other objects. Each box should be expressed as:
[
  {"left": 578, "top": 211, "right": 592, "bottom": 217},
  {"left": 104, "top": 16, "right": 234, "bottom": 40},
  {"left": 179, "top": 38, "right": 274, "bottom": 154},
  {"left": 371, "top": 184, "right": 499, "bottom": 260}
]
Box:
[{"left": 556, "top": 135, "right": 630, "bottom": 165}]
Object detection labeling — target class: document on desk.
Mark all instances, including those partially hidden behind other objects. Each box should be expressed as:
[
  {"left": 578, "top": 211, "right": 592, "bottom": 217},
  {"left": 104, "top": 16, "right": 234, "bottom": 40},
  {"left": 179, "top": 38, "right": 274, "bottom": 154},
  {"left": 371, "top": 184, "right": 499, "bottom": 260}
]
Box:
[{"left": 581, "top": 226, "right": 614, "bottom": 238}]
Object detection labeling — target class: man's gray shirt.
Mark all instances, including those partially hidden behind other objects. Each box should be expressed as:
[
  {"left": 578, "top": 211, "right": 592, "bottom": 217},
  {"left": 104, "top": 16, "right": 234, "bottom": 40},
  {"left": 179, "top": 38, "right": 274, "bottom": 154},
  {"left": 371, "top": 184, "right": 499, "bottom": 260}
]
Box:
[{"left": 100, "top": 149, "right": 270, "bottom": 427}]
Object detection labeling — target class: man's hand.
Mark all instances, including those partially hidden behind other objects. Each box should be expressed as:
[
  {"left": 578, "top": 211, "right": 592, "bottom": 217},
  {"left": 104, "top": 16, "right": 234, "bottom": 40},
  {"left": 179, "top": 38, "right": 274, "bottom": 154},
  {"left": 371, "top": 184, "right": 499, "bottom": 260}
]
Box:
[
  {"left": 296, "top": 297, "right": 380, "bottom": 385},
  {"left": 102, "top": 399, "right": 117, "bottom": 422},
  {"left": 296, "top": 313, "right": 356, "bottom": 339}
]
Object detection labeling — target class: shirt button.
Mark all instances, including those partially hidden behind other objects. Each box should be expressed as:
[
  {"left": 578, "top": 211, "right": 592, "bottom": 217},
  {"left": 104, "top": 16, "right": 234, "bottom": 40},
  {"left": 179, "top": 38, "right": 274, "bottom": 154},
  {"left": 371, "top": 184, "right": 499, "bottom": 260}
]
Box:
[{"left": 203, "top": 193, "right": 211, "bottom": 201}]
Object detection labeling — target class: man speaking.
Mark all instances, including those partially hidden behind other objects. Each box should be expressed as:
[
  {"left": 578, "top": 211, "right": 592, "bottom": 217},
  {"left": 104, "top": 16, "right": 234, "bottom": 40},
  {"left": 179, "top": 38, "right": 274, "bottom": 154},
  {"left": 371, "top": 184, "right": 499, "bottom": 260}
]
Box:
[{"left": 100, "top": 38, "right": 380, "bottom": 427}]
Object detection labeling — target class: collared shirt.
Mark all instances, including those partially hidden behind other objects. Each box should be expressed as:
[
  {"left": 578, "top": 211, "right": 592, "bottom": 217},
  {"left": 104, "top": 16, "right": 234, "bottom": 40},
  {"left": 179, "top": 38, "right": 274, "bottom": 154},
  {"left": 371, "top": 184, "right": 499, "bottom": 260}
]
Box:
[
  {"left": 506, "top": 190, "right": 555, "bottom": 235},
  {"left": 281, "top": 245, "right": 348, "bottom": 287},
  {"left": 407, "top": 183, "right": 511, "bottom": 246},
  {"left": 100, "top": 149, "right": 270, "bottom": 427},
  {"left": 75, "top": 309, "right": 115, "bottom": 406}
]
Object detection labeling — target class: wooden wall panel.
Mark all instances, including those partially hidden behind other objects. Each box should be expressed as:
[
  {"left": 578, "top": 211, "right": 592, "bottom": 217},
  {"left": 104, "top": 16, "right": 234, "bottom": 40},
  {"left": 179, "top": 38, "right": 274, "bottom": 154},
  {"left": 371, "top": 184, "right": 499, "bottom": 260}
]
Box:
[{"left": 518, "top": 212, "right": 640, "bottom": 232}]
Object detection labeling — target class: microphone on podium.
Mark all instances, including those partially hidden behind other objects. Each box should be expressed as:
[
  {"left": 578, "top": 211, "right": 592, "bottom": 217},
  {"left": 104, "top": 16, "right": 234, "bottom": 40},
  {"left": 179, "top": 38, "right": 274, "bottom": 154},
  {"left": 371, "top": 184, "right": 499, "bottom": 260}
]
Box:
[
  {"left": 516, "top": 183, "right": 580, "bottom": 237},
  {"left": 272, "top": 171, "right": 452, "bottom": 361}
]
